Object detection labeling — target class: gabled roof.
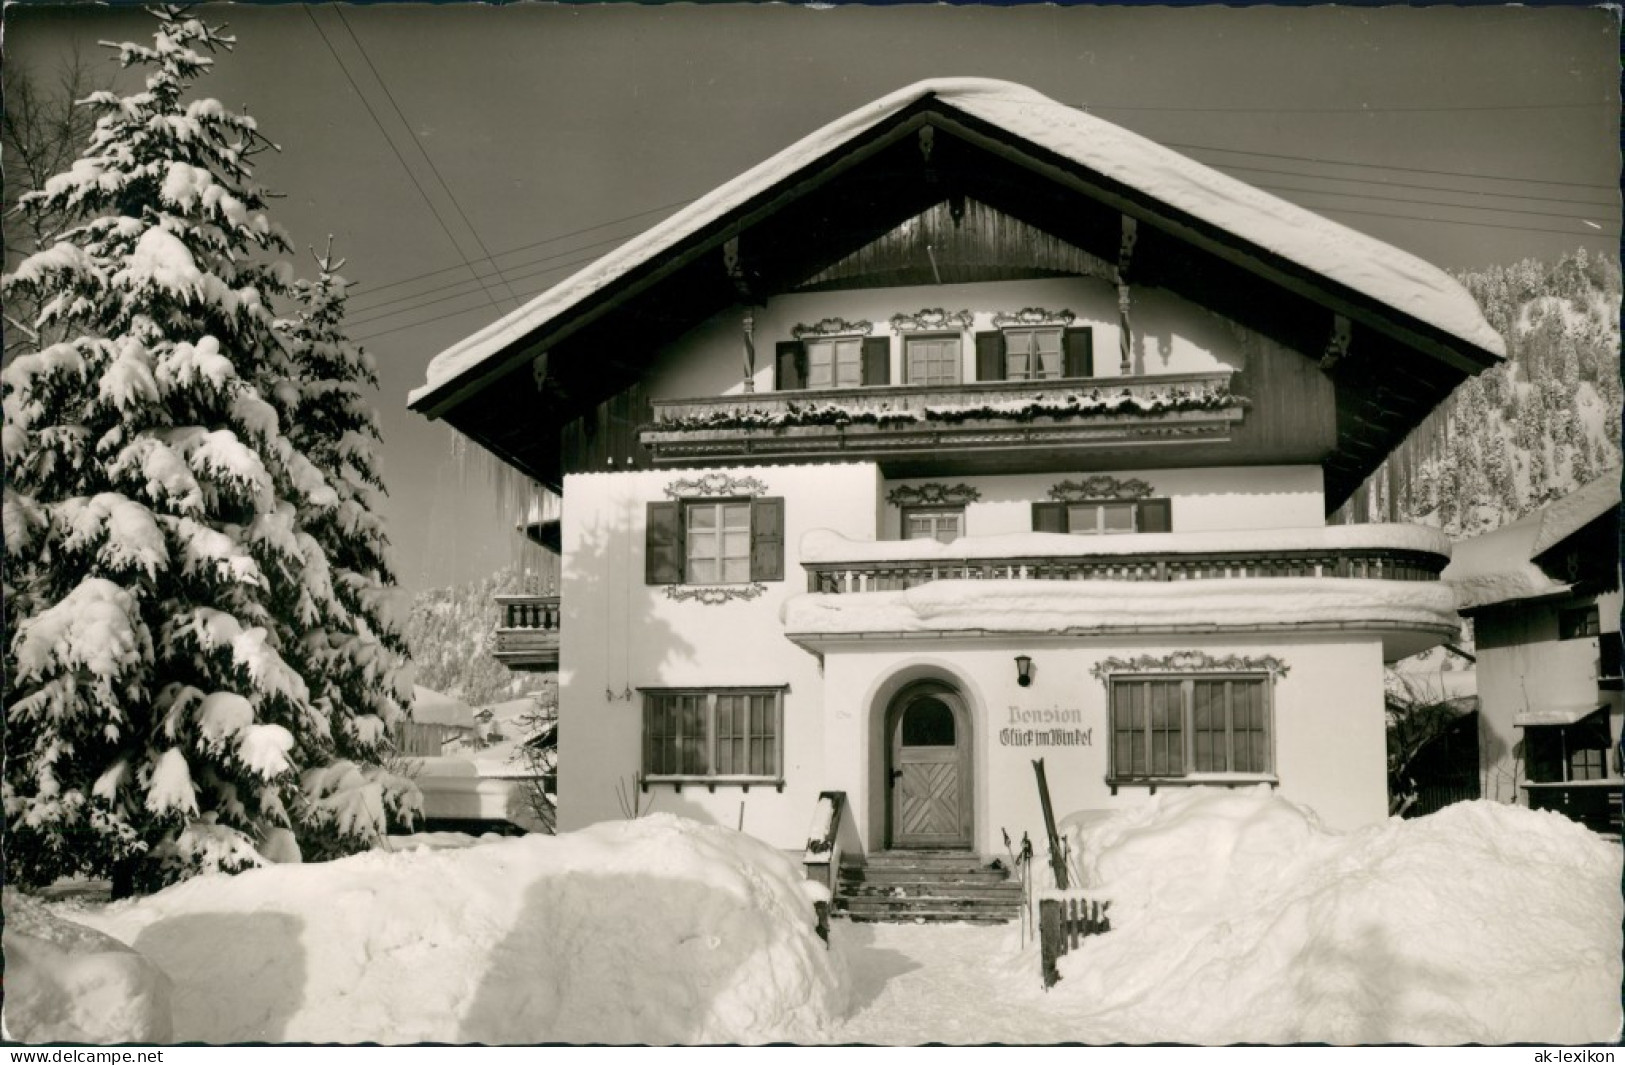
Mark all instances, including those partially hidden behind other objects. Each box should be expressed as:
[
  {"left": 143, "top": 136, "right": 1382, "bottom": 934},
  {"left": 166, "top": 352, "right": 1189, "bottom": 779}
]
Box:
[
  {"left": 409, "top": 78, "right": 1503, "bottom": 501},
  {"left": 1443, "top": 470, "right": 1622, "bottom": 612}
]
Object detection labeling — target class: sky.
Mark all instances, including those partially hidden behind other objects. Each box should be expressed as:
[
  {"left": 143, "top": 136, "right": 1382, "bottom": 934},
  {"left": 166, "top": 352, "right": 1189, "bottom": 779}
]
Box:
[{"left": 5, "top": 3, "right": 1619, "bottom": 597}]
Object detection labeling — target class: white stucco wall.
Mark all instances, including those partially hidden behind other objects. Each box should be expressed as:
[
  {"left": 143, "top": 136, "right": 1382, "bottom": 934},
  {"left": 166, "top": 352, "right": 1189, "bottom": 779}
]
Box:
[
  {"left": 816, "top": 634, "right": 1388, "bottom": 859},
  {"left": 880, "top": 465, "right": 1325, "bottom": 538},
  {"left": 1474, "top": 589, "right": 1623, "bottom": 803},
  {"left": 644, "top": 276, "right": 1246, "bottom": 401},
  {"left": 556, "top": 463, "right": 880, "bottom": 841}
]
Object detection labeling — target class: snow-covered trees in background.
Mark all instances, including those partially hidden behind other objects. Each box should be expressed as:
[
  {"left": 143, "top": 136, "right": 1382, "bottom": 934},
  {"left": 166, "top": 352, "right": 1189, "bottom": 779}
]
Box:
[{"left": 3, "top": 8, "right": 415, "bottom": 895}]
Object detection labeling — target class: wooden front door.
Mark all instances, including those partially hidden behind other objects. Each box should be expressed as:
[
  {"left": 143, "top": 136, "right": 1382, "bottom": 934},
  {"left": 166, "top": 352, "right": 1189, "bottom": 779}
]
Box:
[{"left": 889, "top": 689, "right": 972, "bottom": 849}]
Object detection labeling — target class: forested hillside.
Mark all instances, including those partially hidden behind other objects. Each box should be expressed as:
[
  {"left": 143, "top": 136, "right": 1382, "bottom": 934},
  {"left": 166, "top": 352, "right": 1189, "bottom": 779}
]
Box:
[
  {"left": 404, "top": 567, "right": 554, "bottom": 704},
  {"left": 1337, "top": 249, "right": 1621, "bottom": 536}
]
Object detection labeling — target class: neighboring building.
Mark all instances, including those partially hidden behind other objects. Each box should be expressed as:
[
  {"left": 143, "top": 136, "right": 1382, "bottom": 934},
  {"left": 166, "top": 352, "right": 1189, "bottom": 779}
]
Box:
[
  {"left": 1443, "top": 471, "right": 1622, "bottom": 832},
  {"left": 396, "top": 686, "right": 478, "bottom": 756},
  {"left": 408, "top": 78, "right": 1503, "bottom": 860}
]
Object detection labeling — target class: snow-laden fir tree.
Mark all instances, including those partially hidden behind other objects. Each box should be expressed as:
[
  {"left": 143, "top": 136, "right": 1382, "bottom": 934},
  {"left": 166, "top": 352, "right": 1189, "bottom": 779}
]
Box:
[
  {"left": 3, "top": 8, "right": 415, "bottom": 895},
  {"left": 273, "top": 245, "right": 418, "bottom": 859}
]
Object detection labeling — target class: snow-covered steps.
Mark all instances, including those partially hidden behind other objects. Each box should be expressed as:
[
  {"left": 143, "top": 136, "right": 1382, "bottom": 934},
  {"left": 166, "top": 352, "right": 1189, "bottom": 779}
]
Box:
[{"left": 835, "top": 851, "right": 1024, "bottom": 924}]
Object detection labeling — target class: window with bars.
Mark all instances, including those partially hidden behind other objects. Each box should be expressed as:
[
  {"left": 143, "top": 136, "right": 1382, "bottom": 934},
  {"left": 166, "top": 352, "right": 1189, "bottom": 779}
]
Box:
[
  {"left": 904, "top": 335, "right": 962, "bottom": 386},
  {"left": 642, "top": 688, "right": 784, "bottom": 783},
  {"left": 1109, "top": 675, "right": 1273, "bottom": 782},
  {"left": 902, "top": 506, "right": 964, "bottom": 544}
]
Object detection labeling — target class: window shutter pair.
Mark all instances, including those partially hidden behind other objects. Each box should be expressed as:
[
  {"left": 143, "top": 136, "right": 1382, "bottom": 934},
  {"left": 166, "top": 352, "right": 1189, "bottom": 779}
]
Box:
[
  {"left": 646, "top": 498, "right": 785, "bottom": 584},
  {"left": 775, "top": 338, "right": 889, "bottom": 389},
  {"left": 974, "top": 328, "right": 1094, "bottom": 380},
  {"left": 1030, "top": 498, "right": 1171, "bottom": 533}
]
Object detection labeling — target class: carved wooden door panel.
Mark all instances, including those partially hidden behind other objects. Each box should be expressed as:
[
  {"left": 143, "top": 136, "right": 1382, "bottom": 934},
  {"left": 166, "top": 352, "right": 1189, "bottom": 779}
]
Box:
[{"left": 891, "top": 694, "right": 970, "bottom": 848}]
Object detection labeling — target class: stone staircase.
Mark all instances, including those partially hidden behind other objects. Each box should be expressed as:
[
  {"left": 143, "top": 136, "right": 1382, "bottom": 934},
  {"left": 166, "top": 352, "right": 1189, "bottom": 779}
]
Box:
[{"left": 834, "top": 850, "right": 1023, "bottom": 923}]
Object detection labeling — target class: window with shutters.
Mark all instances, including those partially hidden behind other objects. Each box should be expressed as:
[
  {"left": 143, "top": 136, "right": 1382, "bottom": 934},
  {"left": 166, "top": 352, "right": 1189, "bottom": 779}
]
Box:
[
  {"left": 1032, "top": 497, "right": 1171, "bottom": 535},
  {"left": 646, "top": 497, "right": 784, "bottom": 586},
  {"left": 1109, "top": 675, "right": 1273, "bottom": 783},
  {"left": 1004, "top": 327, "right": 1063, "bottom": 381},
  {"left": 806, "top": 337, "right": 864, "bottom": 390},
  {"left": 977, "top": 326, "right": 1092, "bottom": 382},
  {"left": 904, "top": 335, "right": 962, "bottom": 386},
  {"left": 643, "top": 687, "right": 785, "bottom": 785},
  {"left": 902, "top": 506, "right": 964, "bottom": 544}
]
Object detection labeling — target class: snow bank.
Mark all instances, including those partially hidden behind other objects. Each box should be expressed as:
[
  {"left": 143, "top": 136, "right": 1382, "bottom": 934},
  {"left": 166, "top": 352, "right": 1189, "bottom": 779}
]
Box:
[
  {"left": 70, "top": 815, "right": 844, "bottom": 1044},
  {"left": 3, "top": 890, "right": 173, "bottom": 1044},
  {"left": 801, "top": 524, "right": 1452, "bottom": 564},
  {"left": 413, "top": 78, "right": 1500, "bottom": 406},
  {"left": 1053, "top": 789, "right": 1622, "bottom": 1044}
]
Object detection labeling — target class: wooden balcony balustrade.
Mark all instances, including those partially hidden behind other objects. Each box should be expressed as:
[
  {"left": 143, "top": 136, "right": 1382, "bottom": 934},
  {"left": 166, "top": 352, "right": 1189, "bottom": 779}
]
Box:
[
  {"left": 492, "top": 593, "right": 561, "bottom": 672},
  {"left": 639, "top": 372, "right": 1244, "bottom": 468},
  {"left": 804, "top": 547, "right": 1446, "bottom": 594}
]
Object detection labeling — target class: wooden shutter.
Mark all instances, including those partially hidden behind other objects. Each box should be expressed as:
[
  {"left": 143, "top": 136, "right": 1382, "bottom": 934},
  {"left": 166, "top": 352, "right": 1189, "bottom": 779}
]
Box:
[
  {"left": 1137, "top": 498, "right": 1172, "bottom": 533},
  {"left": 646, "top": 501, "right": 685, "bottom": 584},
  {"left": 975, "top": 331, "right": 1005, "bottom": 382},
  {"left": 1032, "top": 501, "right": 1068, "bottom": 534},
  {"left": 861, "top": 336, "right": 890, "bottom": 386},
  {"left": 1064, "top": 327, "right": 1095, "bottom": 379},
  {"left": 749, "top": 497, "right": 785, "bottom": 582},
  {"left": 775, "top": 341, "right": 805, "bottom": 391}
]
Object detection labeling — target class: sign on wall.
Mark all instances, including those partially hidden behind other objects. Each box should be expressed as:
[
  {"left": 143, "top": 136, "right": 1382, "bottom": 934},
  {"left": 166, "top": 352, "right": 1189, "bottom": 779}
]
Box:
[{"left": 999, "top": 705, "right": 1093, "bottom": 747}]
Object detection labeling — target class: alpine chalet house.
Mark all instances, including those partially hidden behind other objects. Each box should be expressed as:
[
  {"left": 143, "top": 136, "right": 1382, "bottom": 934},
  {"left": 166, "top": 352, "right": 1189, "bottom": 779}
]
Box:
[
  {"left": 408, "top": 80, "right": 1504, "bottom": 894},
  {"left": 1443, "top": 471, "right": 1622, "bottom": 833}
]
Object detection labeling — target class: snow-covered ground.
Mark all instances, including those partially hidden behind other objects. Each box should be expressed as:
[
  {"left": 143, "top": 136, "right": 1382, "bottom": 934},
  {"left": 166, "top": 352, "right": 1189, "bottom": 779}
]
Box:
[{"left": 9, "top": 791, "right": 1620, "bottom": 1045}]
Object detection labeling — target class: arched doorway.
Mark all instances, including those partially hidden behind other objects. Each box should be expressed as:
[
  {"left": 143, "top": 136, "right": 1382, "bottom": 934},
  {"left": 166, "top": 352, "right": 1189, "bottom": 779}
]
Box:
[{"left": 885, "top": 682, "right": 973, "bottom": 849}]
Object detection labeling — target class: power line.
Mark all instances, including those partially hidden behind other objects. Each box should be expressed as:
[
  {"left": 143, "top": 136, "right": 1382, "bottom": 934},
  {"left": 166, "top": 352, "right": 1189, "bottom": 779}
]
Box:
[
  {"left": 302, "top": 6, "right": 504, "bottom": 314},
  {"left": 1163, "top": 139, "right": 1619, "bottom": 192},
  {"left": 1249, "top": 178, "right": 1619, "bottom": 224},
  {"left": 347, "top": 197, "right": 695, "bottom": 307},
  {"left": 331, "top": 6, "right": 521, "bottom": 310},
  {"left": 352, "top": 248, "right": 609, "bottom": 342},
  {"left": 1085, "top": 100, "right": 1610, "bottom": 115},
  {"left": 1205, "top": 160, "right": 1619, "bottom": 209}
]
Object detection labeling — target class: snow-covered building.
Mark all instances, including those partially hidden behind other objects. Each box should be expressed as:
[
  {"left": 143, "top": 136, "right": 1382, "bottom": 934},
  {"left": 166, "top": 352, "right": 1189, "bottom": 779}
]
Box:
[
  {"left": 408, "top": 78, "right": 1502, "bottom": 862},
  {"left": 1444, "top": 471, "right": 1622, "bottom": 832}
]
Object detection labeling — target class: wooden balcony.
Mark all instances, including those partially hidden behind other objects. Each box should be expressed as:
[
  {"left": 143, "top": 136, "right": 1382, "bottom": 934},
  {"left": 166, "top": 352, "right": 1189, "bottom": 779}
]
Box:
[
  {"left": 639, "top": 372, "right": 1244, "bottom": 471},
  {"left": 492, "top": 594, "right": 560, "bottom": 672},
  {"left": 801, "top": 528, "right": 1450, "bottom": 594}
]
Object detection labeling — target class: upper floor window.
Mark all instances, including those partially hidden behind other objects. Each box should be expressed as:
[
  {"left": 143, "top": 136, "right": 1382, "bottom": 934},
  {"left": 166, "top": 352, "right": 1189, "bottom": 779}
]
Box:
[
  {"left": 975, "top": 326, "right": 1094, "bottom": 382},
  {"left": 903, "top": 506, "right": 964, "bottom": 544},
  {"left": 646, "top": 497, "right": 784, "bottom": 585},
  {"left": 1559, "top": 603, "right": 1601, "bottom": 640},
  {"left": 776, "top": 336, "right": 890, "bottom": 390},
  {"left": 1032, "top": 497, "right": 1171, "bottom": 535},
  {"left": 905, "top": 335, "right": 962, "bottom": 386}
]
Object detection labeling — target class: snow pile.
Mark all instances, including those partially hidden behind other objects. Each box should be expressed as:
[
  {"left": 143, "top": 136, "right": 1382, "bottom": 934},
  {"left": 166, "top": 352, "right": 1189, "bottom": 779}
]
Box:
[
  {"left": 2, "top": 889, "right": 173, "bottom": 1044},
  {"left": 71, "top": 815, "right": 844, "bottom": 1044},
  {"left": 1053, "top": 788, "right": 1622, "bottom": 1044}
]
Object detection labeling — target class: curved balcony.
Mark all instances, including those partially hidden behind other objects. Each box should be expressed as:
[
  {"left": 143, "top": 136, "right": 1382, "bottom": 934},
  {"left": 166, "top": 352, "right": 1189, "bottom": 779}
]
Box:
[
  {"left": 493, "top": 593, "right": 560, "bottom": 672},
  {"left": 785, "top": 525, "right": 1459, "bottom": 660},
  {"left": 639, "top": 372, "right": 1244, "bottom": 471}
]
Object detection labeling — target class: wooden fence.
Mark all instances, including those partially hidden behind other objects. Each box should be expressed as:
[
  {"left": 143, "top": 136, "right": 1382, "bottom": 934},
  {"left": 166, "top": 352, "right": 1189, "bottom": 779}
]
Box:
[{"left": 1039, "top": 896, "right": 1111, "bottom": 989}]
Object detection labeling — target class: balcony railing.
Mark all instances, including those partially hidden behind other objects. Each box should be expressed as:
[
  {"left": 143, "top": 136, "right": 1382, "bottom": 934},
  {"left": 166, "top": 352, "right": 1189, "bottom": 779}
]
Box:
[
  {"left": 493, "top": 593, "right": 560, "bottom": 672},
  {"left": 800, "top": 527, "right": 1450, "bottom": 594},
  {"left": 639, "top": 372, "right": 1243, "bottom": 465}
]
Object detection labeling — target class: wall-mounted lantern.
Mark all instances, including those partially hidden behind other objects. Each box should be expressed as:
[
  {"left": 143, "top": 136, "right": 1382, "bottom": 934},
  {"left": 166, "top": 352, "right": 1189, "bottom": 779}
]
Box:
[{"left": 1015, "top": 654, "right": 1034, "bottom": 688}]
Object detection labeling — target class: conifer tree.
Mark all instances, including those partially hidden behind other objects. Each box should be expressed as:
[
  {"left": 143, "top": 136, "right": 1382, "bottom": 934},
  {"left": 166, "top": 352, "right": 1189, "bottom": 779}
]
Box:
[{"left": 3, "top": 8, "right": 413, "bottom": 894}]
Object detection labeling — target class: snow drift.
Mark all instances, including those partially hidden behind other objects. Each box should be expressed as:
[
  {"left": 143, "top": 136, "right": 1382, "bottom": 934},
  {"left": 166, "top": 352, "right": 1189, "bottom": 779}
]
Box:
[
  {"left": 65, "top": 815, "right": 844, "bottom": 1044},
  {"left": 2, "top": 890, "right": 173, "bottom": 1044},
  {"left": 1053, "top": 788, "right": 1622, "bottom": 1044}
]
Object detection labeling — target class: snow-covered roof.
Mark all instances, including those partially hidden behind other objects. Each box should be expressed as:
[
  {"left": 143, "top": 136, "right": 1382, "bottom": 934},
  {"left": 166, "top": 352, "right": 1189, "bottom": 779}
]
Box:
[
  {"left": 1443, "top": 470, "right": 1621, "bottom": 612},
  {"left": 411, "top": 77, "right": 1502, "bottom": 408},
  {"left": 1514, "top": 703, "right": 1605, "bottom": 728},
  {"left": 410, "top": 686, "right": 476, "bottom": 729},
  {"left": 801, "top": 523, "right": 1452, "bottom": 565}
]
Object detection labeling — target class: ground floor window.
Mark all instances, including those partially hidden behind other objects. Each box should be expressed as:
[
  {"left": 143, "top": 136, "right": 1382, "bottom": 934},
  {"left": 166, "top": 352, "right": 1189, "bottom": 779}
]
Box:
[
  {"left": 1110, "top": 676, "right": 1272, "bottom": 781},
  {"left": 1525, "top": 708, "right": 1612, "bottom": 784},
  {"left": 642, "top": 687, "right": 785, "bottom": 784}
]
